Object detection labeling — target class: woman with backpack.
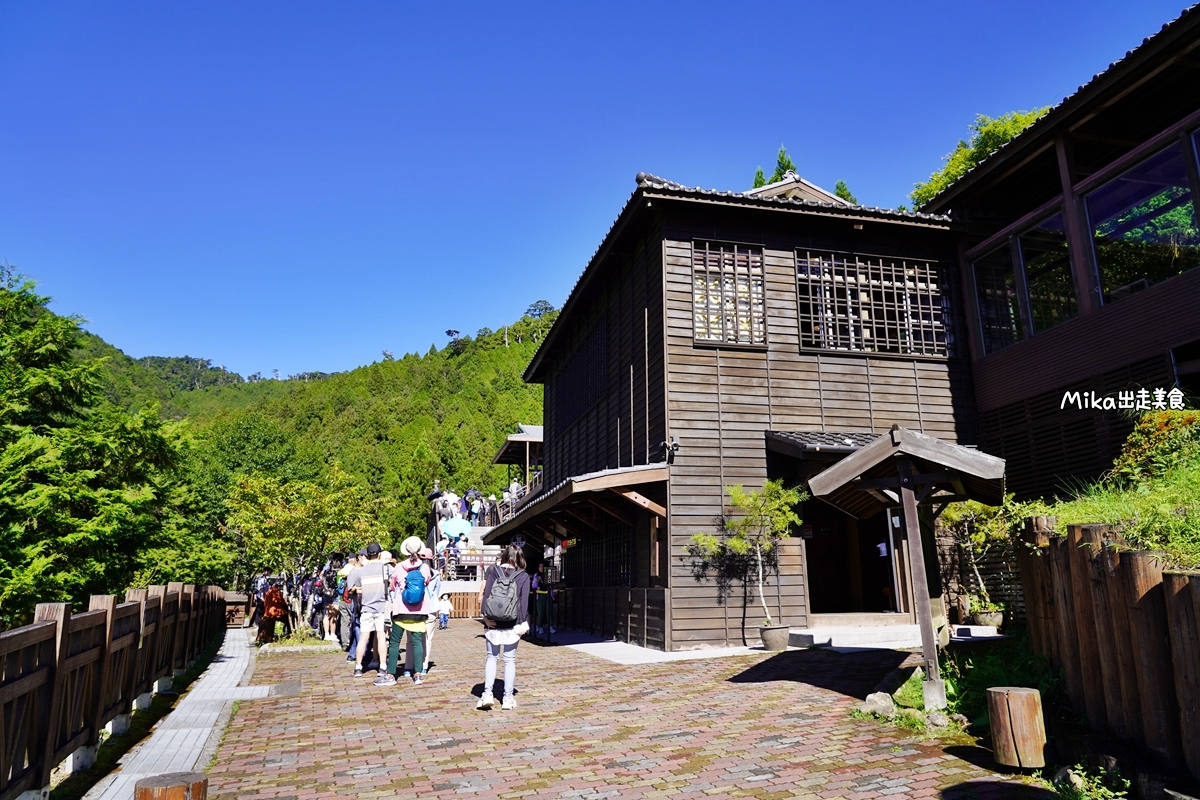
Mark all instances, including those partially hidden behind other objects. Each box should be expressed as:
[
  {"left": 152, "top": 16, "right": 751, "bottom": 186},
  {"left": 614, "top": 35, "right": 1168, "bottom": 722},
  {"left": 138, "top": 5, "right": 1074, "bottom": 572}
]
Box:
[
  {"left": 377, "top": 537, "right": 434, "bottom": 687},
  {"left": 476, "top": 543, "right": 530, "bottom": 711}
]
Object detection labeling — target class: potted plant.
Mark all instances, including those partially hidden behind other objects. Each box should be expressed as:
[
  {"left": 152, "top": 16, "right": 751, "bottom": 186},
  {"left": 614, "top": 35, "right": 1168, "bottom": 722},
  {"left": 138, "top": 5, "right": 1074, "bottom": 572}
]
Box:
[
  {"left": 969, "top": 595, "right": 1004, "bottom": 629},
  {"left": 690, "top": 480, "right": 805, "bottom": 651}
]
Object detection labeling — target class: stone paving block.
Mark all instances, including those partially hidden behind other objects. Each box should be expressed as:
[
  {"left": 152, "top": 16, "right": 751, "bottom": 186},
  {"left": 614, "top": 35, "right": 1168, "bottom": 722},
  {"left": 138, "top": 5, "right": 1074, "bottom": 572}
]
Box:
[{"left": 204, "top": 623, "right": 1025, "bottom": 800}]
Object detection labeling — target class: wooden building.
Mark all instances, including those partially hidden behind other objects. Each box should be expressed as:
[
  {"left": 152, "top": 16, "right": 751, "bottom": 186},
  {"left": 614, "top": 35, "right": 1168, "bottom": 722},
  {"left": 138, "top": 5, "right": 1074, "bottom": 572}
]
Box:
[
  {"left": 486, "top": 170, "right": 974, "bottom": 649},
  {"left": 921, "top": 7, "right": 1200, "bottom": 499},
  {"left": 487, "top": 6, "right": 1200, "bottom": 650}
]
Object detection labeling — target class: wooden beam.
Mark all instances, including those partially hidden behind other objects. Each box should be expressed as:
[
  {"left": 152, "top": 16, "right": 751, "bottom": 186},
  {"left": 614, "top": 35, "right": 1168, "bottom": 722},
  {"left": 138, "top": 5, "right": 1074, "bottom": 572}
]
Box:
[
  {"left": 574, "top": 466, "right": 669, "bottom": 493},
  {"left": 550, "top": 516, "right": 590, "bottom": 541},
  {"left": 855, "top": 471, "right": 957, "bottom": 490},
  {"left": 563, "top": 507, "right": 605, "bottom": 535},
  {"left": 587, "top": 497, "right": 635, "bottom": 528},
  {"left": 608, "top": 487, "right": 665, "bottom": 517}
]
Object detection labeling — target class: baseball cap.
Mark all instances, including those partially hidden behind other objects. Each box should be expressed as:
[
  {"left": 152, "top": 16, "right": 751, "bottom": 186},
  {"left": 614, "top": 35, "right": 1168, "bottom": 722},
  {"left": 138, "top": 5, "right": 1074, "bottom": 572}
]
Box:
[
  {"left": 366, "top": 542, "right": 382, "bottom": 556},
  {"left": 357, "top": 547, "right": 368, "bottom": 557}
]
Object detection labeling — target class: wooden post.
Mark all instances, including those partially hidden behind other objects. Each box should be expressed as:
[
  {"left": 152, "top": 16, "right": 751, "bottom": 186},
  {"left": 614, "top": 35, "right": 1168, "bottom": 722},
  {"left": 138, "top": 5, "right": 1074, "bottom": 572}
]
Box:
[
  {"left": 1103, "top": 542, "right": 1144, "bottom": 744},
  {"left": 1079, "top": 525, "right": 1126, "bottom": 738},
  {"left": 33, "top": 602, "right": 71, "bottom": 790},
  {"left": 987, "top": 687, "right": 1047, "bottom": 768},
  {"left": 897, "top": 458, "right": 945, "bottom": 709},
  {"left": 1123, "top": 551, "right": 1183, "bottom": 767},
  {"left": 1162, "top": 570, "right": 1200, "bottom": 780},
  {"left": 87, "top": 596, "right": 117, "bottom": 747},
  {"left": 1066, "top": 524, "right": 1109, "bottom": 732},
  {"left": 1017, "top": 517, "right": 1053, "bottom": 659},
  {"left": 134, "top": 772, "right": 208, "bottom": 800},
  {"left": 1048, "top": 536, "right": 1085, "bottom": 712}
]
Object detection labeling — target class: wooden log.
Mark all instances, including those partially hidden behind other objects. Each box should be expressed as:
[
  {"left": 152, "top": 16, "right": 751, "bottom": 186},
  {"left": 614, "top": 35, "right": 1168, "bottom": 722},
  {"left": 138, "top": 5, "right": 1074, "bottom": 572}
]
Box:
[
  {"left": 1048, "top": 536, "right": 1085, "bottom": 712},
  {"left": 1066, "top": 524, "right": 1109, "bottom": 732},
  {"left": 1163, "top": 570, "right": 1200, "bottom": 781},
  {"left": 1103, "top": 542, "right": 1144, "bottom": 744},
  {"left": 1123, "top": 551, "right": 1183, "bottom": 767},
  {"left": 133, "top": 772, "right": 208, "bottom": 800},
  {"left": 1017, "top": 517, "right": 1054, "bottom": 659},
  {"left": 1080, "top": 525, "right": 1125, "bottom": 737},
  {"left": 987, "top": 686, "right": 1047, "bottom": 768}
]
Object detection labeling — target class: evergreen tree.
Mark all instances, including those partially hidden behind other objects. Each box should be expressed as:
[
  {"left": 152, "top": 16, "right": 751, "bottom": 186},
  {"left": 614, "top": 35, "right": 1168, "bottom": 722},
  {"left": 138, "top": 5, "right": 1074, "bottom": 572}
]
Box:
[
  {"left": 833, "top": 180, "right": 857, "bottom": 204},
  {"left": 769, "top": 145, "right": 797, "bottom": 183},
  {"left": 752, "top": 167, "right": 766, "bottom": 189}
]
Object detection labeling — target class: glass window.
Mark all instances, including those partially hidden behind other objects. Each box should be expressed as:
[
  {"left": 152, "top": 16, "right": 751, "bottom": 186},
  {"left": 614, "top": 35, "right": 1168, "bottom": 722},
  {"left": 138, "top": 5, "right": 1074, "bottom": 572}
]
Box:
[
  {"left": 973, "top": 246, "right": 1024, "bottom": 355},
  {"left": 1086, "top": 141, "right": 1200, "bottom": 302},
  {"left": 796, "top": 251, "right": 951, "bottom": 357},
  {"left": 692, "top": 241, "right": 766, "bottom": 345},
  {"left": 1018, "top": 213, "right": 1077, "bottom": 333}
]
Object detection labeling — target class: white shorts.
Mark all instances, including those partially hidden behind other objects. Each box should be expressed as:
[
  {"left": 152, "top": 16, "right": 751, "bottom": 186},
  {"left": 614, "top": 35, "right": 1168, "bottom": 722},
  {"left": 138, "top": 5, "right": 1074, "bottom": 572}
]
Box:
[{"left": 359, "top": 609, "right": 389, "bottom": 636}]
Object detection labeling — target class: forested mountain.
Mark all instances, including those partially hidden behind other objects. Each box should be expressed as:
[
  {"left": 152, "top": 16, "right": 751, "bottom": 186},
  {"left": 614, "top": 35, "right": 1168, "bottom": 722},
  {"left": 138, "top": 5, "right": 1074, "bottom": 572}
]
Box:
[{"left": 1, "top": 276, "right": 553, "bottom": 627}]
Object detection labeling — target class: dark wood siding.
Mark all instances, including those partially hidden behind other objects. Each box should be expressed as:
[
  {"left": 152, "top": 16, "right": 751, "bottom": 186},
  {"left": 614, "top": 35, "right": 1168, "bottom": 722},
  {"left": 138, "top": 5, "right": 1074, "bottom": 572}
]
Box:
[
  {"left": 661, "top": 205, "right": 971, "bottom": 648},
  {"left": 971, "top": 265, "right": 1200, "bottom": 412},
  {"left": 543, "top": 219, "right": 667, "bottom": 487}
]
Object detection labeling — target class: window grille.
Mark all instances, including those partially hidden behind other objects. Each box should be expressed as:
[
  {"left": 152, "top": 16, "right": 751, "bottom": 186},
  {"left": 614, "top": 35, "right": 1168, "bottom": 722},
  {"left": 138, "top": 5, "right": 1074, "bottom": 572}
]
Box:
[
  {"left": 692, "top": 241, "right": 766, "bottom": 345},
  {"left": 796, "top": 251, "right": 952, "bottom": 357}
]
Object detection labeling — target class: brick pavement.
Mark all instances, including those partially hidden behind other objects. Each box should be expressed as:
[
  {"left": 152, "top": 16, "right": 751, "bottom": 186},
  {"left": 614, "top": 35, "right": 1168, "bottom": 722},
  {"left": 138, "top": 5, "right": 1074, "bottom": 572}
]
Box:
[{"left": 207, "top": 622, "right": 1045, "bottom": 800}]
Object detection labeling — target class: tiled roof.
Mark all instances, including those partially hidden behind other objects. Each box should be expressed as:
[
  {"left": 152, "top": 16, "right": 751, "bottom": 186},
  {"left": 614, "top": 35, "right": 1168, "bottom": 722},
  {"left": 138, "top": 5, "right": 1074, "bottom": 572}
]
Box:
[
  {"left": 635, "top": 172, "right": 951, "bottom": 223},
  {"left": 923, "top": 4, "right": 1199, "bottom": 212},
  {"left": 767, "top": 431, "right": 881, "bottom": 452}
]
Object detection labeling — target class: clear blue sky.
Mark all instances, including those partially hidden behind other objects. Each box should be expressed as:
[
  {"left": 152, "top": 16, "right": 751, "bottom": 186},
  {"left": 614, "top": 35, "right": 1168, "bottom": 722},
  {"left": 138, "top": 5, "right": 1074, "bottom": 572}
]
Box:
[{"left": 1, "top": 2, "right": 1190, "bottom": 377}]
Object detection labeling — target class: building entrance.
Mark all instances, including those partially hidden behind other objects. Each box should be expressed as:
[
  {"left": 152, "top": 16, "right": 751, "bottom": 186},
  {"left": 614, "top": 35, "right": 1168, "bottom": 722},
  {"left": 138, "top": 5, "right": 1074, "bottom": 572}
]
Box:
[{"left": 803, "top": 499, "right": 898, "bottom": 614}]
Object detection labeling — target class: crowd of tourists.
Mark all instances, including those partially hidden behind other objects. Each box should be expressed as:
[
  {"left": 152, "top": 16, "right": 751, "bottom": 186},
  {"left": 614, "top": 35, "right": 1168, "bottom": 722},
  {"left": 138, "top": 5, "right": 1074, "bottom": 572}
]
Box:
[{"left": 288, "top": 538, "right": 550, "bottom": 709}]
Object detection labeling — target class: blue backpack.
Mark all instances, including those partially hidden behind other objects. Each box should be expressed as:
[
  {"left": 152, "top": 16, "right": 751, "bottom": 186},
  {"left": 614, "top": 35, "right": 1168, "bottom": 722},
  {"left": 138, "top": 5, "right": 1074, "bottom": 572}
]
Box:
[{"left": 402, "top": 568, "right": 426, "bottom": 606}]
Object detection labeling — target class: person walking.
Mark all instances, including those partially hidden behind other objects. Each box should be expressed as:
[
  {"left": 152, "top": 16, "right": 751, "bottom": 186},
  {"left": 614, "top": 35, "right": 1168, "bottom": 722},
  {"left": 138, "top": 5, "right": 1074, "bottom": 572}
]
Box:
[
  {"left": 438, "top": 593, "right": 452, "bottom": 630},
  {"left": 476, "top": 544, "right": 530, "bottom": 711},
  {"left": 379, "top": 537, "right": 434, "bottom": 687},
  {"left": 409, "top": 547, "right": 441, "bottom": 675}
]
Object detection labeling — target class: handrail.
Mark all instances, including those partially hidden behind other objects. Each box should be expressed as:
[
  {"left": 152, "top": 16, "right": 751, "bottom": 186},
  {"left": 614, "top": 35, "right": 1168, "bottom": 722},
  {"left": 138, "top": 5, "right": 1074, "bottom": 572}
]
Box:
[
  {"left": 0, "top": 585, "right": 229, "bottom": 800},
  {"left": 496, "top": 470, "right": 544, "bottom": 523}
]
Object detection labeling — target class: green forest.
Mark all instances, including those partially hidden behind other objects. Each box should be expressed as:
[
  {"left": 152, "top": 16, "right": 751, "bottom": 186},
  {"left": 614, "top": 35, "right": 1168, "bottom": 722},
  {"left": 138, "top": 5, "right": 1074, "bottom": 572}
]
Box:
[{"left": 0, "top": 269, "right": 554, "bottom": 628}]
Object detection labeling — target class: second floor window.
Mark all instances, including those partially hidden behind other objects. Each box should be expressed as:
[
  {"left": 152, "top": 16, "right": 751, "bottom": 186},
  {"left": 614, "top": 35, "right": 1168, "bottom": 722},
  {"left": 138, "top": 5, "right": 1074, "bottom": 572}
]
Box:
[
  {"left": 692, "top": 241, "right": 766, "bottom": 346},
  {"left": 797, "top": 250, "right": 952, "bottom": 357}
]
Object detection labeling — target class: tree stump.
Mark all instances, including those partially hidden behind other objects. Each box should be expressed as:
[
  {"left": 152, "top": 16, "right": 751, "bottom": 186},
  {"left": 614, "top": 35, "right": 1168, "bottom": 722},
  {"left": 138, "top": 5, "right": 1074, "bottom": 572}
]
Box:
[
  {"left": 133, "top": 772, "right": 208, "bottom": 800},
  {"left": 987, "top": 687, "right": 1046, "bottom": 768}
]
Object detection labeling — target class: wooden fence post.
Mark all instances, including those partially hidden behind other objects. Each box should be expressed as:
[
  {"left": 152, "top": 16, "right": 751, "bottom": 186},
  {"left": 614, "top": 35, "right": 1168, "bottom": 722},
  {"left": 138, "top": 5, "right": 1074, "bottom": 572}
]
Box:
[
  {"left": 1079, "top": 525, "right": 1126, "bottom": 737},
  {"left": 32, "top": 603, "right": 71, "bottom": 790},
  {"left": 1017, "top": 517, "right": 1054, "bottom": 659},
  {"left": 1163, "top": 570, "right": 1200, "bottom": 781},
  {"left": 987, "top": 686, "right": 1047, "bottom": 769},
  {"left": 1047, "top": 536, "right": 1085, "bottom": 712},
  {"left": 1066, "top": 524, "right": 1109, "bottom": 732},
  {"left": 1123, "top": 551, "right": 1183, "bottom": 768},
  {"left": 1102, "top": 542, "right": 1144, "bottom": 744},
  {"left": 86, "top": 596, "right": 117, "bottom": 747}
]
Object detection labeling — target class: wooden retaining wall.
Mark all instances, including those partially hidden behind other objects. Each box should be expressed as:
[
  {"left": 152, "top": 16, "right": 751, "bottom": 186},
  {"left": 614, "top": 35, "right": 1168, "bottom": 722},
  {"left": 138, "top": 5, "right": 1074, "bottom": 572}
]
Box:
[
  {"left": 0, "top": 585, "right": 227, "bottom": 800},
  {"left": 1016, "top": 517, "right": 1200, "bottom": 778}
]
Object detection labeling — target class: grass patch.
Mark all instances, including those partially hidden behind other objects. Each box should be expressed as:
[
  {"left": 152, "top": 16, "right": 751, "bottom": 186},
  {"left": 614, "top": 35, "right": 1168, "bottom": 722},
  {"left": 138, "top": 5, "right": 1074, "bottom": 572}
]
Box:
[
  {"left": 940, "top": 630, "right": 1064, "bottom": 726},
  {"left": 49, "top": 632, "right": 225, "bottom": 800},
  {"left": 892, "top": 670, "right": 925, "bottom": 710},
  {"left": 273, "top": 626, "right": 328, "bottom": 646}
]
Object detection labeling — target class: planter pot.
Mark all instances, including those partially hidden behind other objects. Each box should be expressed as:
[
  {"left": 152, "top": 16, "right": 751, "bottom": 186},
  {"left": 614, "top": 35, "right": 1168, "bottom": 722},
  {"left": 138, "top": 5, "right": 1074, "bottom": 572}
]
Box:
[
  {"left": 759, "top": 624, "right": 791, "bottom": 651},
  {"left": 971, "top": 611, "right": 1003, "bottom": 629}
]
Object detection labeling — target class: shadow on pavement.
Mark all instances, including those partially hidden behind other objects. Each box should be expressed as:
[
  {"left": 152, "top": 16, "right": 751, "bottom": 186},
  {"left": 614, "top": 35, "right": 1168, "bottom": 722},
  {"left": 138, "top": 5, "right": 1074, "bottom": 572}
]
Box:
[
  {"left": 940, "top": 779, "right": 1053, "bottom": 799},
  {"left": 726, "top": 647, "right": 911, "bottom": 700},
  {"left": 943, "top": 745, "right": 1014, "bottom": 773}
]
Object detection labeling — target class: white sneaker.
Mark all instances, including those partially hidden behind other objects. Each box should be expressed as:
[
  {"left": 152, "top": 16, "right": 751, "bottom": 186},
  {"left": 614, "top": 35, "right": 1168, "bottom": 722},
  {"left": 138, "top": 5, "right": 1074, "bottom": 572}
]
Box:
[
  {"left": 501, "top": 696, "right": 516, "bottom": 711},
  {"left": 476, "top": 693, "right": 495, "bottom": 710}
]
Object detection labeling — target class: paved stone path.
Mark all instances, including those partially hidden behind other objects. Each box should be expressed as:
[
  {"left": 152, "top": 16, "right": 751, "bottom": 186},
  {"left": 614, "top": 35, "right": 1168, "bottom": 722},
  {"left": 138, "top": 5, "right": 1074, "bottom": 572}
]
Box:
[
  {"left": 208, "top": 623, "right": 1042, "bottom": 800},
  {"left": 86, "top": 629, "right": 264, "bottom": 800}
]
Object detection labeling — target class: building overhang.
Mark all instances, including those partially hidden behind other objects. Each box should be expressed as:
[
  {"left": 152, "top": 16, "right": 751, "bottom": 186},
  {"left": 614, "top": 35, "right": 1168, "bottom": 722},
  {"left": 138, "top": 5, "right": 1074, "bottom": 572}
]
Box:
[{"left": 484, "top": 463, "right": 669, "bottom": 547}]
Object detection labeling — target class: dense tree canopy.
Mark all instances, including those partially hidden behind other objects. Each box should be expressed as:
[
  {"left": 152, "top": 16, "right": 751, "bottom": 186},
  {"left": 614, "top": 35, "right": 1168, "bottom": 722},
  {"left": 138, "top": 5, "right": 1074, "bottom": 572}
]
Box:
[{"left": 910, "top": 109, "right": 1050, "bottom": 208}]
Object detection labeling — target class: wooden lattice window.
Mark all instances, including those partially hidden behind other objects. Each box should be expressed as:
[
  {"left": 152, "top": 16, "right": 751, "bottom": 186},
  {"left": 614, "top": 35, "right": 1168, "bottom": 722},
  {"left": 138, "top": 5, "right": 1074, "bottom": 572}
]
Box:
[
  {"left": 692, "top": 241, "right": 766, "bottom": 346},
  {"left": 796, "top": 250, "right": 952, "bottom": 357}
]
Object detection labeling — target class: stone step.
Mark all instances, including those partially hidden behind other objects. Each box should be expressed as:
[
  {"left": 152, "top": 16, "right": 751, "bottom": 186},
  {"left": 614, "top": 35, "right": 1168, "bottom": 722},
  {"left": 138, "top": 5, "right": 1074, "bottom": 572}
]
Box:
[
  {"left": 950, "top": 624, "right": 1002, "bottom": 640},
  {"left": 789, "top": 624, "right": 922, "bottom": 650}
]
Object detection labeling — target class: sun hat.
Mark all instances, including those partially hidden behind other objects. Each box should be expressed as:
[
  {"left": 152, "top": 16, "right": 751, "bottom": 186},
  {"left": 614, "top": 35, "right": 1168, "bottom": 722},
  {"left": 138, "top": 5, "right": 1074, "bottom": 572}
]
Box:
[
  {"left": 400, "top": 536, "right": 424, "bottom": 556},
  {"left": 380, "top": 550, "right": 393, "bottom": 563}
]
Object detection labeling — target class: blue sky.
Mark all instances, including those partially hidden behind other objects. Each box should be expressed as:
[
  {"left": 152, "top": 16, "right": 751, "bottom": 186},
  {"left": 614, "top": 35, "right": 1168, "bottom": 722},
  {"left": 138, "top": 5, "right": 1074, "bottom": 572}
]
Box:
[{"left": 1, "top": 1, "right": 1190, "bottom": 377}]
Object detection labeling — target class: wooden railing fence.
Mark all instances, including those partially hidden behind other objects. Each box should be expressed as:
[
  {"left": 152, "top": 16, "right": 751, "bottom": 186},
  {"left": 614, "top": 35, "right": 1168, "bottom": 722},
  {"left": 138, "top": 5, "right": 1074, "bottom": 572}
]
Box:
[
  {"left": 0, "top": 585, "right": 227, "bottom": 800},
  {"left": 1016, "top": 517, "right": 1200, "bottom": 779},
  {"left": 554, "top": 588, "right": 668, "bottom": 651}
]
